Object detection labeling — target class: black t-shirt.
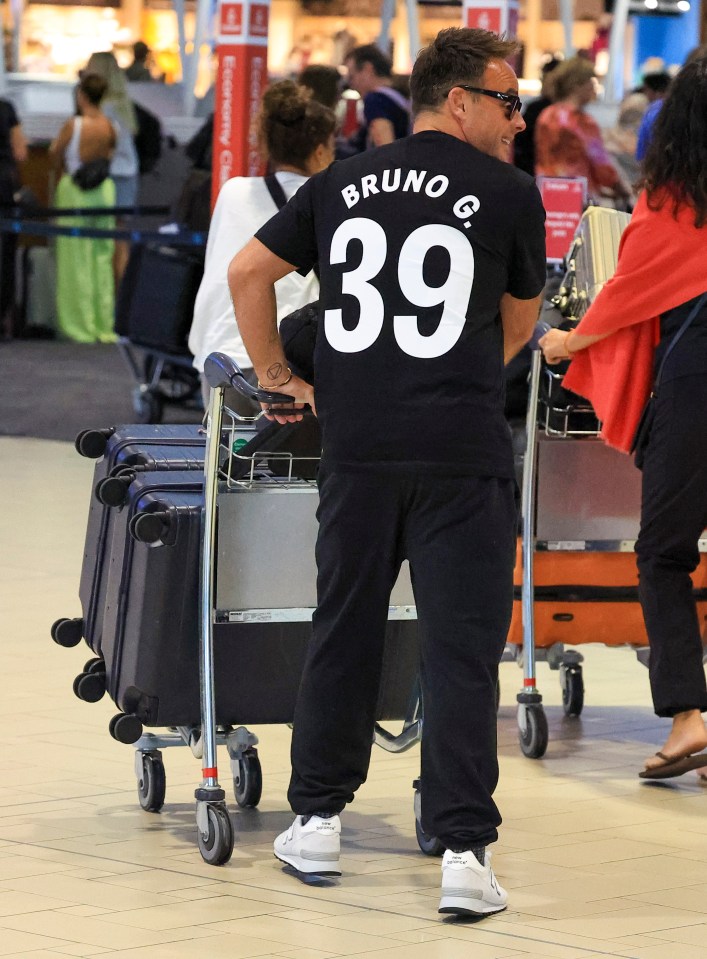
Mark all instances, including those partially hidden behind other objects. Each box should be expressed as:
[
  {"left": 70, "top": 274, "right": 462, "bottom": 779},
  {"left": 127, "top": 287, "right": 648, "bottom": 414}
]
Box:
[
  {"left": 256, "top": 130, "right": 546, "bottom": 476},
  {"left": 349, "top": 90, "right": 411, "bottom": 153}
]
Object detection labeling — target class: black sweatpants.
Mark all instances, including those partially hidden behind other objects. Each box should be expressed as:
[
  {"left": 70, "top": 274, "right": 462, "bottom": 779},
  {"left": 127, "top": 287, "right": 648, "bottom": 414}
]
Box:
[
  {"left": 287, "top": 466, "right": 517, "bottom": 849},
  {"left": 636, "top": 373, "right": 707, "bottom": 718}
]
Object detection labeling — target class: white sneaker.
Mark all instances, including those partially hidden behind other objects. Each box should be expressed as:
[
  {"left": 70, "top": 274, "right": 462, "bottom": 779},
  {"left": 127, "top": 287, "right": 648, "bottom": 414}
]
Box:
[
  {"left": 274, "top": 815, "right": 341, "bottom": 876},
  {"left": 439, "top": 849, "right": 508, "bottom": 917}
]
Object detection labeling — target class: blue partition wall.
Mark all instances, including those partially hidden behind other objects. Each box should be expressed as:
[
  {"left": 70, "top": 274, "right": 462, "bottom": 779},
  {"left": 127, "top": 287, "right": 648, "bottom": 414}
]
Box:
[{"left": 632, "top": 0, "right": 702, "bottom": 77}]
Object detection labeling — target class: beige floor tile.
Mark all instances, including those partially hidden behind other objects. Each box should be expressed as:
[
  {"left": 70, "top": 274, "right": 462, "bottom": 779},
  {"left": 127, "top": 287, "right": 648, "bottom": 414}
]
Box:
[
  {"left": 74, "top": 935, "right": 310, "bottom": 959},
  {"left": 1, "top": 875, "right": 175, "bottom": 912},
  {"left": 306, "top": 909, "right": 432, "bottom": 935},
  {"left": 338, "top": 940, "right": 522, "bottom": 959},
  {"left": 206, "top": 914, "right": 411, "bottom": 955},
  {"left": 0, "top": 912, "right": 220, "bottom": 950},
  {"left": 628, "top": 942, "right": 707, "bottom": 959},
  {"left": 277, "top": 951, "right": 340, "bottom": 959},
  {"left": 529, "top": 904, "right": 707, "bottom": 939},
  {"left": 113, "top": 895, "right": 287, "bottom": 930},
  {"left": 644, "top": 922, "right": 707, "bottom": 947},
  {"left": 0, "top": 927, "right": 69, "bottom": 955}
]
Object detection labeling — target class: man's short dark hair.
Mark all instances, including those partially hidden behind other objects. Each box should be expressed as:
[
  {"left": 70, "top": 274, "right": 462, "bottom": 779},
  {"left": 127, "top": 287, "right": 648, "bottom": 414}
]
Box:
[
  {"left": 346, "top": 43, "right": 392, "bottom": 78},
  {"left": 133, "top": 41, "right": 149, "bottom": 62},
  {"left": 79, "top": 72, "right": 108, "bottom": 106},
  {"left": 410, "top": 27, "right": 518, "bottom": 116},
  {"left": 642, "top": 71, "right": 671, "bottom": 95}
]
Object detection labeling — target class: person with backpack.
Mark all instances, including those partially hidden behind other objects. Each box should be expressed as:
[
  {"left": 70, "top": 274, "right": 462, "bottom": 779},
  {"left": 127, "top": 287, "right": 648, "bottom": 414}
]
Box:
[
  {"left": 188, "top": 80, "right": 336, "bottom": 412},
  {"left": 344, "top": 44, "right": 411, "bottom": 151}
]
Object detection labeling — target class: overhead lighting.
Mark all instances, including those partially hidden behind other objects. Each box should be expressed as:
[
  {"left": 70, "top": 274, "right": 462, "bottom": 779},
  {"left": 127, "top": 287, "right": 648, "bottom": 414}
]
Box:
[
  {"left": 677, "top": 0, "right": 690, "bottom": 9},
  {"left": 644, "top": 0, "right": 658, "bottom": 7}
]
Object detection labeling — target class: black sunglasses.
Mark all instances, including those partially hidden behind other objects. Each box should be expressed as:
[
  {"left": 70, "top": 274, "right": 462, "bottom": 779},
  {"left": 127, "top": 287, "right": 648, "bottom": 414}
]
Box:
[{"left": 452, "top": 85, "right": 522, "bottom": 117}]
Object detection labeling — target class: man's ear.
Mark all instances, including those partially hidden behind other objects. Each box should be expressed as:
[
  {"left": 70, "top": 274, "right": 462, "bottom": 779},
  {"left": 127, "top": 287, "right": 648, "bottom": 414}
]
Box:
[{"left": 447, "top": 87, "right": 466, "bottom": 120}]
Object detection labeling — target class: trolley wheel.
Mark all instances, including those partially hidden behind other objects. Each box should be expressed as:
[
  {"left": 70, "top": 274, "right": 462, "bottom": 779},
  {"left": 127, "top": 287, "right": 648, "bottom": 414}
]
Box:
[
  {"left": 83, "top": 657, "right": 105, "bottom": 674},
  {"left": 137, "top": 752, "right": 166, "bottom": 812},
  {"left": 51, "top": 616, "right": 83, "bottom": 647},
  {"left": 518, "top": 704, "right": 549, "bottom": 759},
  {"left": 412, "top": 785, "right": 444, "bottom": 857},
  {"left": 72, "top": 671, "right": 106, "bottom": 703},
  {"left": 197, "top": 803, "right": 234, "bottom": 866},
  {"left": 133, "top": 390, "right": 163, "bottom": 424},
  {"left": 561, "top": 665, "right": 584, "bottom": 717},
  {"left": 233, "top": 748, "right": 263, "bottom": 808},
  {"left": 109, "top": 713, "right": 143, "bottom": 744}
]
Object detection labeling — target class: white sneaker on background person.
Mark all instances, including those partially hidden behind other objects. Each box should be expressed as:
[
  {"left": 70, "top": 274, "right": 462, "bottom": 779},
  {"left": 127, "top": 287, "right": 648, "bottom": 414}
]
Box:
[
  {"left": 273, "top": 814, "right": 341, "bottom": 876},
  {"left": 438, "top": 848, "right": 508, "bottom": 917}
]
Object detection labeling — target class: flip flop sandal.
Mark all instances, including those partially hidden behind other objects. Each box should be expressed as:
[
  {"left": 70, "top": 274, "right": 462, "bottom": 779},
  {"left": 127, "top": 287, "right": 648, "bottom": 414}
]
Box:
[{"left": 639, "top": 750, "right": 707, "bottom": 780}]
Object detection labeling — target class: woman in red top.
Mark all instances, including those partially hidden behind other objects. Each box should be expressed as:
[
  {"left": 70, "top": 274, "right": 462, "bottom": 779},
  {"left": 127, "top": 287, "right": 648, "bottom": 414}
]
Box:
[
  {"left": 535, "top": 57, "right": 629, "bottom": 203},
  {"left": 540, "top": 55, "right": 707, "bottom": 781}
]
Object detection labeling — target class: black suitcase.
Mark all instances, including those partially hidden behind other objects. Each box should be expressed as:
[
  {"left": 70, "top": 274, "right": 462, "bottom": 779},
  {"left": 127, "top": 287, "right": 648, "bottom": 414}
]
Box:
[
  {"left": 97, "top": 469, "right": 418, "bottom": 739},
  {"left": 115, "top": 245, "right": 204, "bottom": 353},
  {"left": 51, "top": 425, "right": 212, "bottom": 654}
]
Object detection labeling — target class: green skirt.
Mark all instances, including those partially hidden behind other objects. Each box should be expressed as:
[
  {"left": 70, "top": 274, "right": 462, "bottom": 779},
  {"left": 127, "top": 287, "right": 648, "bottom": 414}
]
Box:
[{"left": 55, "top": 174, "right": 117, "bottom": 343}]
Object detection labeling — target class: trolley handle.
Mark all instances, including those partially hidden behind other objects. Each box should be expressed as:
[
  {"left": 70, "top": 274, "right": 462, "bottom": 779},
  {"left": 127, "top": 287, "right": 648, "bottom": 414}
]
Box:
[
  {"left": 529, "top": 320, "right": 551, "bottom": 351},
  {"left": 203, "top": 351, "right": 296, "bottom": 405}
]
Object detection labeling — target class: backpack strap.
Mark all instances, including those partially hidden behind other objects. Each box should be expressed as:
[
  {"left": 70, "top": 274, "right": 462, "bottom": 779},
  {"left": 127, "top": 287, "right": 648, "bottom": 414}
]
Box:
[{"left": 264, "top": 173, "right": 288, "bottom": 211}]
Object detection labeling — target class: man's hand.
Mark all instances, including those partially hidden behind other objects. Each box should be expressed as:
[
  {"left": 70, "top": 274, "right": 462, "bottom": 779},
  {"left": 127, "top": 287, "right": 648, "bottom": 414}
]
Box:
[{"left": 260, "top": 373, "right": 316, "bottom": 424}]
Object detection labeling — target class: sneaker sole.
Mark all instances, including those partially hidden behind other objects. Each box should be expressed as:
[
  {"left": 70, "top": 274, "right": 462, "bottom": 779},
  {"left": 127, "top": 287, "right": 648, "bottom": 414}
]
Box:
[
  {"left": 439, "top": 897, "right": 507, "bottom": 917},
  {"left": 274, "top": 852, "right": 341, "bottom": 877}
]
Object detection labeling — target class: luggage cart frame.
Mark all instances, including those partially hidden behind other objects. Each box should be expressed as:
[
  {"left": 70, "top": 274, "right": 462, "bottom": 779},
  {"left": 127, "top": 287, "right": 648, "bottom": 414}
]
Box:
[
  {"left": 190, "top": 352, "right": 423, "bottom": 865},
  {"left": 515, "top": 338, "right": 707, "bottom": 760}
]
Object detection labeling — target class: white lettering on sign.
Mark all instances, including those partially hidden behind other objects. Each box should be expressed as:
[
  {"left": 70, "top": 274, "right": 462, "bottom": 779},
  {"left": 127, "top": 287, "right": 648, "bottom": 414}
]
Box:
[{"left": 219, "top": 54, "right": 236, "bottom": 149}]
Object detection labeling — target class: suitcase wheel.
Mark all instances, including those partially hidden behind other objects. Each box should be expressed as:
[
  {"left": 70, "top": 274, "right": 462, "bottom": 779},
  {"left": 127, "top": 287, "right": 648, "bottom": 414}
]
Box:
[
  {"left": 83, "top": 657, "right": 106, "bottom": 675},
  {"left": 197, "top": 802, "right": 234, "bottom": 866},
  {"left": 109, "top": 713, "right": 144, "bottom": 745},
  {"left": 412, "top": 779, "right": 444, "bottom": 857},
  {"left": 233, "top": 747, "right": 262, "bottom": 808},
  {"left": 518, "top": 704, "right": 549, "bottom": 759},
  {"left": 137, "top": 751, "right": 166, "bottom": 812},
  {"left": 96, "top": 474, "right": 134, "bottom": 508},
  {"left": 129, "top": 510, "right": 169, "bottom": 545},
  {"left": 72, "top": 671, "right": 106, "bottom": 703},
  {"left": 560, "top": 664, "right": 584, "bottom": 717},
  {"left": 51, "top": 616, "right": 84, "bottom": 647},
  {"left": 75, "top": 428, "right": 115, "bottom": 459}
]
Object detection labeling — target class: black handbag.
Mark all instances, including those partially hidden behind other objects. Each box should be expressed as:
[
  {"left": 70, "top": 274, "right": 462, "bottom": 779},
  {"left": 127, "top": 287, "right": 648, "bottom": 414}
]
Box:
[
  {"left": 631, "top": 292, "right": 707, "bottom": 468},
  {"left": 72, "top": 157, "right": 111, "bottom": 191}
]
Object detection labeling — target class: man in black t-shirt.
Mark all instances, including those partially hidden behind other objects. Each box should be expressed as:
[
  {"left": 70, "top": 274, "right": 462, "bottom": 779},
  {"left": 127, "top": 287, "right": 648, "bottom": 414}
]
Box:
[
  {"left": 345, "top": 44, "right": 411, "bottom": 152},
  {"left": 229, "top": 27, "right": 545, "bottom": 919}
]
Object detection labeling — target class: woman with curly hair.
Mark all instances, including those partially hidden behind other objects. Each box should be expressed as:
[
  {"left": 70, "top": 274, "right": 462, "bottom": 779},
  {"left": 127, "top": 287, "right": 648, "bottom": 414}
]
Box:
[
  {"left": 540, "top": 54, "right": 707, "bottom": 780},
  {"left": 189, "top": 79, "right": 336, "bottom": 410}
]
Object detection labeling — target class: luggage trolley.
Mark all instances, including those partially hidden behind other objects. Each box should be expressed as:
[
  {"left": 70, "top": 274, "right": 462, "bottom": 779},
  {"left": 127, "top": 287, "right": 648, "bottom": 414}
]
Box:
[
  {"left": 189, "top": 352, "right": 424, "bottom": 865},
  {"left": 511, "top": 219, "right": 707, "bottom": 760}
]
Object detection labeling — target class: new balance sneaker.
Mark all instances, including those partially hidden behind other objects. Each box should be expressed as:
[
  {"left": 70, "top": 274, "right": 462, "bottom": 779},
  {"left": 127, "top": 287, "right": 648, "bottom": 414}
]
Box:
[
  {"left": 273, "top": 815, "right": 341, "bottom": 876},
  {"left": 438, "top": 849, "right": 508, "bottom": 917}
]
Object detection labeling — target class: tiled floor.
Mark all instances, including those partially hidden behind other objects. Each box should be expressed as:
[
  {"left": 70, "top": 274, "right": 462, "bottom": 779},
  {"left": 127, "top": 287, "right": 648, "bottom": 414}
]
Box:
[{"left": 2, "top": 435, "right": 706, "bottom": 959}]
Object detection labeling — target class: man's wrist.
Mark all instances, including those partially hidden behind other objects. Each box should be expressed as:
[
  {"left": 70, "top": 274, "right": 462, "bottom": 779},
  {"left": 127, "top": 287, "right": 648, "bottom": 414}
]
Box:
[{"left": 257, "top": 364, "right": 293, "bottom": 390}]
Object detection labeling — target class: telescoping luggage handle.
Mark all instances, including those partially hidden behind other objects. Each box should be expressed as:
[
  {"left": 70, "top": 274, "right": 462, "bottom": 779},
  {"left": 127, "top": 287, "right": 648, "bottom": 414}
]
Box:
[{"left": 203, "top": 351, "right": 296, "bottom": 407}]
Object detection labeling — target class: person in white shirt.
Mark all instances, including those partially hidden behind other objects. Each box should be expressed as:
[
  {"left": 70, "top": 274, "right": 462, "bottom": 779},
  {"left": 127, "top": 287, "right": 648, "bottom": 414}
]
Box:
[{"left": 189, "top": 80, "right": 336, "bottom": 408}]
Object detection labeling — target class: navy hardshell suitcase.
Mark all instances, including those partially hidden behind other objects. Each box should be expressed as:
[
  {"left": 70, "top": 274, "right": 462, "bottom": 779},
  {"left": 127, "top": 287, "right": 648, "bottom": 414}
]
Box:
[{"left": 51, "top": 425, "right": 209, "bottom": 654}]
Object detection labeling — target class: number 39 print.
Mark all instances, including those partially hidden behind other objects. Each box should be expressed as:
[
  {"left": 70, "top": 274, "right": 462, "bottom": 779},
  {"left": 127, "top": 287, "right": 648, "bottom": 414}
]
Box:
[{"left": 324, "top": 217, "right": 475, "bottom": 359}]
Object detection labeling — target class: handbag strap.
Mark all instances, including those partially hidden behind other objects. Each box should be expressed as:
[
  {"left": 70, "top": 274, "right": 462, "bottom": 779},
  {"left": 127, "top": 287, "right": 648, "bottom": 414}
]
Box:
[
  {"left": 264, "top": 173, "right": 288, "bottom": 211},
  {"left": 654, "top": 292, "right": 707, "bottom": 390}
]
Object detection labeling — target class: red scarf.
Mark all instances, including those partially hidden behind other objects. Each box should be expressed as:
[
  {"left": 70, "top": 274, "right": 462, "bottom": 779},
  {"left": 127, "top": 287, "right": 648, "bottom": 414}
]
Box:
[{"left": 563, "top": 191, "right": 707, "bottom": 452}]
